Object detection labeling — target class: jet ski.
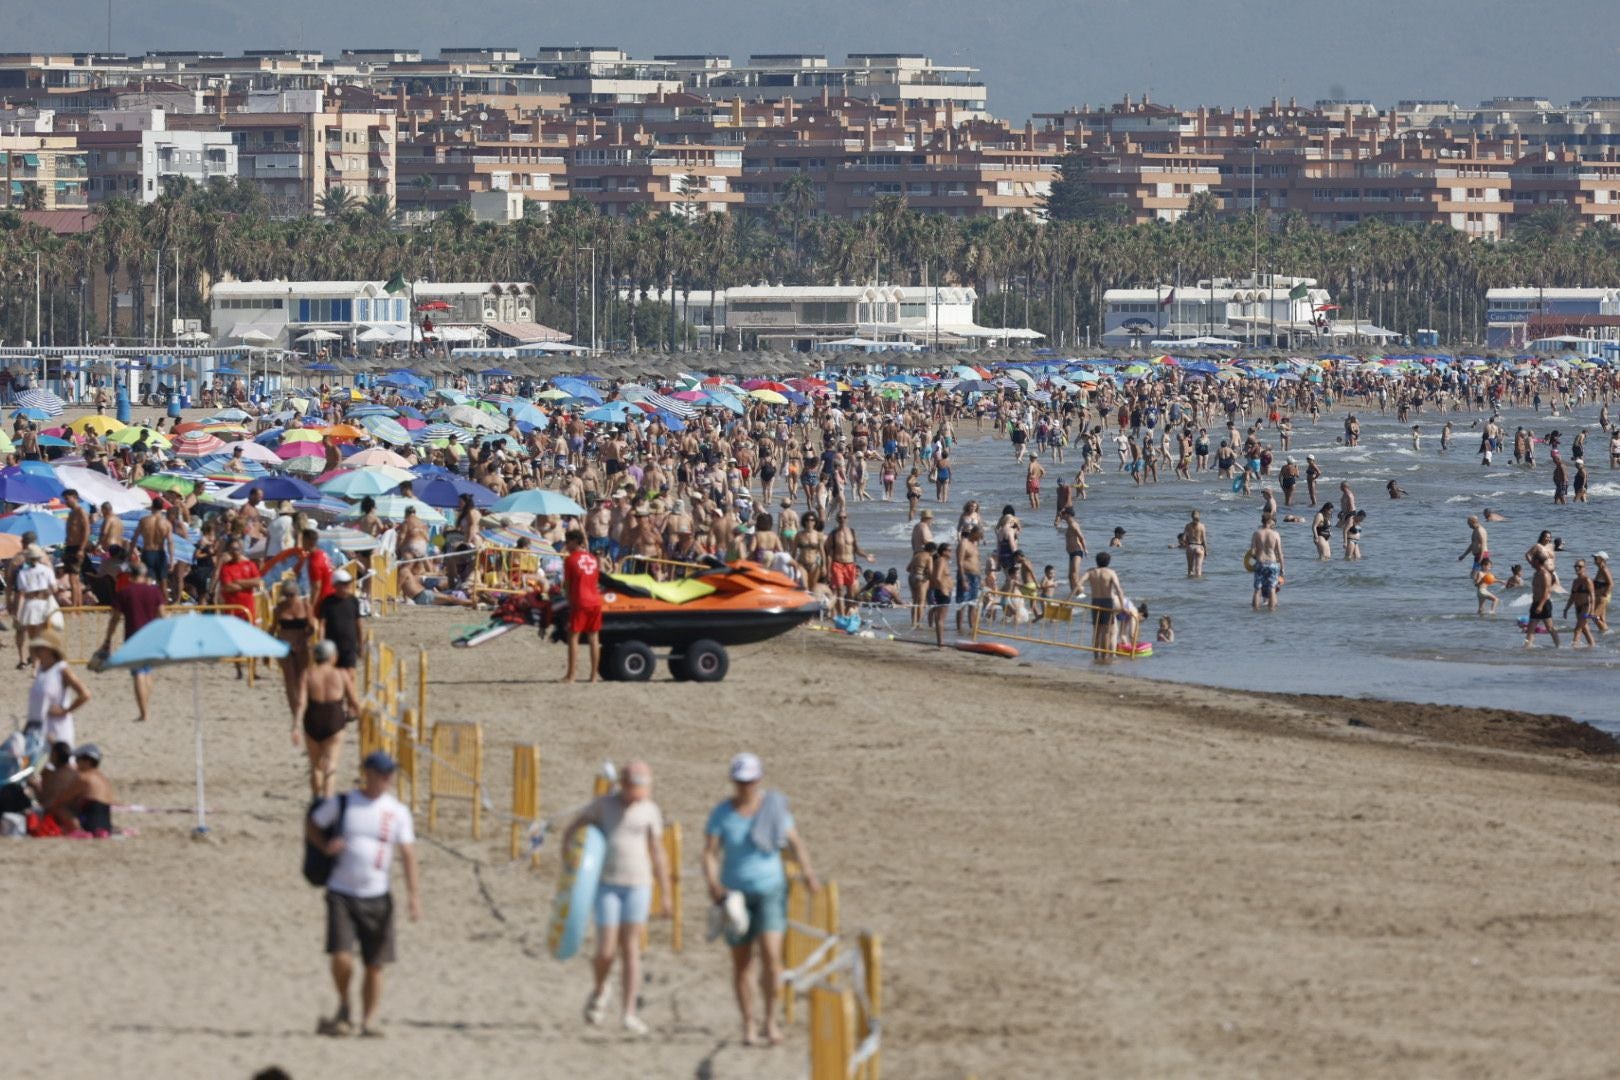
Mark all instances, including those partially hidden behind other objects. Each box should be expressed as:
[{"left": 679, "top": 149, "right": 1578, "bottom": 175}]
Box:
[{"left": 453, "top": 558, "right": 821, "bottom": 681}]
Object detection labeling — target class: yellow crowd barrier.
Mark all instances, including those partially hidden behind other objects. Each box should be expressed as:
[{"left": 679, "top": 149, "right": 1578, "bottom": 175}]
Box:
[
  {"left": 806, "top": 934, "right": 883, "bottom": 1080},
  {"left": 511, "top": 744, "right": 541, "bottom": 863},
  {"left": 427, "top": 720, "right": 483, "bottom": 838},
  {"left": 647, "top": 822, "right": 685, "bottom": 954},
  {"left": 369, "top": 553, "right": 399, "bottom": 615},
  {"left": 397, "top": 708, "right": 419, "bottom": 810},
  {"left": 971, "top": 589, "right": 1144, "bottom": 658},
  {"left": 784, "top": 873, "right": 841, "bottom": 1023}
]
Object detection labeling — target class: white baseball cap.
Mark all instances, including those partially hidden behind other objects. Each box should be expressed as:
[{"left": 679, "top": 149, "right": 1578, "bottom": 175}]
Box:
[{"left": 729, "top": 752, "right": 763, "bottom": 783}]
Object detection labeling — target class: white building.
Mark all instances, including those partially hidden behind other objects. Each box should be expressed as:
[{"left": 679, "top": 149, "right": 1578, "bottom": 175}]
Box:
[
  {"left": 1103, "top": 276, "right": 1337, "bottom": 348},
  {"left": 210, "top": 280, "right": 410, "bottom": 348},
  {"left": 1486, "top": 287, "right": 1620, "bottom": 350},
  {"left": 82, "top": 109, "right": 238, "bottom": 202},
  {"left": 632, "top": 284, "right": 1040, "bottom": 351},
  {"left": 210, "top": 279, "right": 564, "bottom": 348}
]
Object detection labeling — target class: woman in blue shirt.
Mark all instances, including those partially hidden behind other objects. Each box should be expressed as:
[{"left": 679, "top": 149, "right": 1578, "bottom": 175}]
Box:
[{"left": 702, "top": 752, "right": 820, "bottom": 1048}]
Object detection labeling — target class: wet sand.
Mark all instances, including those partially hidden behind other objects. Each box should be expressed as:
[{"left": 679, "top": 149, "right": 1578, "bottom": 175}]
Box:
[{"left": 6, "top": 611, "right": 1620, "bottom": 1079}]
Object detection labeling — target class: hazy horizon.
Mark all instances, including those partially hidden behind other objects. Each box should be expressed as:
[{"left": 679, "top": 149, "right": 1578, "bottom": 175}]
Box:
[{"left": 6, "top": 0, "right": 1619, "bottom": 122}]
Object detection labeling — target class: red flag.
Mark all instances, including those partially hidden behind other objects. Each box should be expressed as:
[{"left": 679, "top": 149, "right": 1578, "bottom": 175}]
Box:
[{"left": 1159, "top": 288, "right": 1176, "bottom": 309}]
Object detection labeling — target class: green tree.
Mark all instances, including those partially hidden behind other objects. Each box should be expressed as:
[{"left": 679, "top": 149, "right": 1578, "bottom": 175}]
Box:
[{"left": 1040, "top": 154, "right": 1126, "bottom": 224}]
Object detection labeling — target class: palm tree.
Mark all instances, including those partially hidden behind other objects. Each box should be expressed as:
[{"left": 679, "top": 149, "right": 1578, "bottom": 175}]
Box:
[
  {"left": 362, "top": 194, "right": 394, "bottom": 226},
  {"left": 318, "top": 186, "right": 356, "bottom": 219}
]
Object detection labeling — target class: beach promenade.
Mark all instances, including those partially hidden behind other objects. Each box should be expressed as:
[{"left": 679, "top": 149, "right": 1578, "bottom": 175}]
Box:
[{"left": 5, "top": 609, "right": 1619, "bottom": 1079}]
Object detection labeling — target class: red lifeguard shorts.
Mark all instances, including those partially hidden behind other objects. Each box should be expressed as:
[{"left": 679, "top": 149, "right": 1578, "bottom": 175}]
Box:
[{"left": 570, "top": 605, "right": 603, "bottom": 634}]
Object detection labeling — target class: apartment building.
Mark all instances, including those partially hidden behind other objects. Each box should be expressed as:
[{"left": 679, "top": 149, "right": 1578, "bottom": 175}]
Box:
[
  {"left": 176, "top": 92, "right": 395, "bottom": 215},
  {"left": 1, "top": 132, "right": 88, "bottom": 209},
  {"left": 395, "top": 131, "right": 569, "bottom": 216},
  {"left": 662, "top": 53, "right": 989, "bottom": 121},
  {"left": 78, "top": 110, "right": 237, "bottom": 201},
  {"left": 1508, "top": 148, "right": 1620, "bottom": 226},
  {"left": 566, "top": 138, "right": 741, "bottom": 216}
]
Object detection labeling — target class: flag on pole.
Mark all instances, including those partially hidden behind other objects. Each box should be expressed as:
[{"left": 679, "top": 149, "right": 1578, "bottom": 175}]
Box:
[
  {"left": 384, "top": 272, "right": 408, "bottom": 295},
  {"left": 1288, "top": 283, "right": 1309, "bottom": 301},
  {"left": 1159, "top": 288, "right": 1176, "bottom": 308}
]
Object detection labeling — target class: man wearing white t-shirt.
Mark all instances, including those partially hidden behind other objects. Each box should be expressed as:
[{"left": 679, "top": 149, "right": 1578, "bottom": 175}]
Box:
[{"left": 307, "top": 750, "right": 422, "bottom": 1037}]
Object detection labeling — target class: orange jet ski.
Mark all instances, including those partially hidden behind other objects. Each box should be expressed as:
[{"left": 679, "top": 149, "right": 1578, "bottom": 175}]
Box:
[{"left": 453, "top": 558, "right": 820, "bottom": 681}]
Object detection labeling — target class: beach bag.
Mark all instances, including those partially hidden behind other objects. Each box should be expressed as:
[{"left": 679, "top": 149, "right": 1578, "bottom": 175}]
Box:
[{"left": 302, "top": 793, "right": 348, "bottom": 887}]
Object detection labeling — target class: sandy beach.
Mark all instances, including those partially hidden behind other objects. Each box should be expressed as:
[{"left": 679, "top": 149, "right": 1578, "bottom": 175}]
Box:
[{"left": 7, "top": 610, "right": 1620, "bottom": 1080}]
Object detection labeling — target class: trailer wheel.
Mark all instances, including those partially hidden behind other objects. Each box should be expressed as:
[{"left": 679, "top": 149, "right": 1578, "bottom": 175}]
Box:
[
  {"left": 603, "top": 641, "right": 656, "bottom": 682},
  {"left": 668, "top": 652, "right": 692, "bottom": 681},
  {"left": 682, "top": 639, "right": 729, "bottom": 683}
]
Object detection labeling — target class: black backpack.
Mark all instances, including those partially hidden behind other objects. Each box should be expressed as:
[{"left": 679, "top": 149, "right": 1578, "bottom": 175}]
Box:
[{"left": 302, "top": 793, "right": 348, "bottom": 887}]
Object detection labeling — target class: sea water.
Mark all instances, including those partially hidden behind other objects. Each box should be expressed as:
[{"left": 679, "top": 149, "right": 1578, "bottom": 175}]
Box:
[{"left": 843, "top": 404, "right": 1620, "bottom": 732}]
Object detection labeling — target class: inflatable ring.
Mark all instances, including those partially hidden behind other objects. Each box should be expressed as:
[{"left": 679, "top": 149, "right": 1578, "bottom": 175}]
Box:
[
  {"left": 548, "top": 825, "right": 606, "bottom": 960},
  {"left": 1242, "top": 551, "right": 1257, "bottom": 573},
  {"left": 954, "top": 640, "right": 1019, "bottom": 658}
]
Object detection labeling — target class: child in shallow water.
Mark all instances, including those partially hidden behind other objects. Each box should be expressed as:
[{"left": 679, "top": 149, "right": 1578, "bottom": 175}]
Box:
[{"left": 1156, "top": 615, "right": 1175, "bottom": 643}]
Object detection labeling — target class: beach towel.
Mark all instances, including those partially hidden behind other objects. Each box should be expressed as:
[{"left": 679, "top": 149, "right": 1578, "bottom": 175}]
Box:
[{"left": 749, "top": 789, "right": 792, "bottom": 855}]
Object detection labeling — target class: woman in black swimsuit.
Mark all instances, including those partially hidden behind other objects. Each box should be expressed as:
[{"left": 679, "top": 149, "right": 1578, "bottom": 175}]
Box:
[
  {"left": 274, "top": 582, "right": 314, "bottom": 722},
  {"left": 294, "top": 640, "right": 360, "bottom": 799}
]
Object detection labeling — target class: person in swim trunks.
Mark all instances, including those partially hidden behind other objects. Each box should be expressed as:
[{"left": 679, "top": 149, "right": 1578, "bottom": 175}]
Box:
[
  {"left": 1079, "top": 552, "right": 1125, "bottom": 664},
  {"left": 1247, "top": 512, "right": 1286, "bottom": 612}
]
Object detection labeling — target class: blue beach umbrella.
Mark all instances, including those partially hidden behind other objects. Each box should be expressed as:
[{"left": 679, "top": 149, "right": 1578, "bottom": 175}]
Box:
[
  {"left": 361, "top": 415, "right": 412, "bottom": 446},
  {"left": 105, "top": 613, "right": 289, "bottom": 834},
  {"left": 0, "top": 509, "right": 66, "bottom": 545},
  {"left": 490, "top": 489, "right": 586, "bottom": 517},
  {"left": 230, "top": 476, "right": 323, "bottom": 502},
  {"left": 11, "top": 407, "right": 51, "bottom": 422},
  {"left": 319, "top": 471, "right": 399, "bottom": 499},
  {"left": 0, "top": 466, "right": 63, "bottom": 504},
  {"left": 583, "top": 402, "right": 634, "bottom": 424},
  {"left": 413, "top": 475, "right": 497, "bottom": 509}
]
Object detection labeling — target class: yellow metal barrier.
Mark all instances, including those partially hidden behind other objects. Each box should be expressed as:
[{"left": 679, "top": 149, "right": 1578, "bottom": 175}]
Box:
[
  {"left": 784, "top": 875, "right": 841, "bottom": 1023},
  {"left": 971, "top": 589, "right": 1144, "bottom": 659},
  {"left": 397, "top": 708, "right": 418, "bottom": 811},
  {"left": 427, "top": 720, "right": 483, "bottom": 838},
  {"left": 511, "top": 744, "right": 541, "bottom": 863},
  {"left": 810, "top": 988, "right": 858, "bottom": 1080},
  {"left": 646, "top": 822, "right": 684, "bottom": 953}
]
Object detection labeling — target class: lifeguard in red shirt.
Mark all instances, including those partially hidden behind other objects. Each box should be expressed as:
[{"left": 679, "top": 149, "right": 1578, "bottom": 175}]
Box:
[{"left": 562, "top": 529, "right": 603, "bottom": 683}]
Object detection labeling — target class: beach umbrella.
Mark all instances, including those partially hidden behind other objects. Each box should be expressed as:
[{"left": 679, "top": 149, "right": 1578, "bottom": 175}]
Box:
[
  {"left": 173, "top": 431, "right": 228, "bottom": 457},
  {"left": 230, "top": 476, "right": 322, "bottom": 502},
  {"left": 323, "top": 423, "right": 368, "bottom": 441},
  {"left": 434, "top": 389, "right": 471, "bottom": 405},
  {"left": 222, "top": 440, "right": 284, "bottom": 466},
  {"left": 535, "top": 387, "right": 572, "bottom": 401},
  {"left": 36, "top": 435, "right": 72, "bottom": 449},
  {"left": 413, "top": 475, "right": 497, "bottom": 509},
  {"left": 446, "top": 404, "right": 504, "bottom": 431},
  {"left": 279, "top": 428, "right": 328, "bottom": 445},
  {"left": 346, "top": 447, "right": 412, "bottom": 469},
  {"left": 11, "top": 407, "right": 52, "bottom": 422},
  {"left": 491, "top": 489, "right": 586, "bottom": 517},
  {"left": 360, "top": 415, "right": 412, "bottom": 446},
  {"left": 582, "top": 402, "right": 635, "bottom": 424},
  {"left": 65, "top": 415, "right": 125, "bottom": 436},
  {"left": 104, "top": 613, "right": 289, "bottom": 834},
  {"left": 319, "top": 471, "right": 399, "bottom": 499},
  {"left": 0, "top": 509, "right": 66, "bottom": 545},
  {"left": 51, "top": 465, "right": 148, "bottom": 514},
  {"left": 355, "top": 496, "right": 446, "bottom": 525},
  {"left": 0, "top": 467, "right": 62, "bottom": 505},
  {"left": 14, "top": 390, "right": 64, "bottom": 416},
  {"left": 346, "top": 404, "right": 398, "bottom": 418},
  {"left": 275, "top": 442, "right": 326, "bottom": 461},
  {"left": 208, "top": 408, "right": 252, "bottom": 422},
  {"left": 416, "top": 423, "right": 469, "bottom": 444},
  {"left": 137, "top": 474, "right": 198, "bottom": 496},
  {"left": 748, "top": 388, "right": 789, "bottom": 405},
  {"left": 104, "top": 426, "right": 168, "bottom": 448}
]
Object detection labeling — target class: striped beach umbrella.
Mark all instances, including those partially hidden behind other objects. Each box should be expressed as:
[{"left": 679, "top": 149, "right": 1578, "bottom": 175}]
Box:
[
  {"left": 360, "top": 415, "right": 412, "bottom": 446},
  {"left": 14, "top": 390, "right": 64, "bottom": 416},
  {"left": 173, "top": 430, "right": 228, "bottom": 457}
]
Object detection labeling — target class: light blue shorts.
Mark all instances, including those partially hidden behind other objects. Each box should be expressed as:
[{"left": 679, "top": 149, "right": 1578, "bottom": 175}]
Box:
[{"left": 595, "top": 883, "right": 652, "bottom": 927}]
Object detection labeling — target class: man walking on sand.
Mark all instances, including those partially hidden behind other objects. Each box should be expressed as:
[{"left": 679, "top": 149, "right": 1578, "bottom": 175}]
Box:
[
  {"left": 1248, "top": 512, "right": 1285, "bottom": 611},
  {"left": 823, "top": 511, "right": 875, "bottom": 616},
  {"left": 100, "top": 560, "right": 165, "bottom": 724},
  {"left": 563, "top": 529, "right": 603, "bottom": 682},
  {"left": 308, "top": 751, "right": 421, "bottom": 1038}
]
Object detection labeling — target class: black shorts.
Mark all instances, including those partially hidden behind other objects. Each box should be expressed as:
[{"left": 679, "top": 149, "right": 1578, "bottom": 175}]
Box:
[
  {"left": 62, "top": 545, "right": 83, "bottom": 573},
  {"left": 326, "top": 891, "right": 396, "bottom": 966},
  {"left": 1531, "top": 600, "right": 1553, "bottom": 621},
  {"left": 1091, "top": 597, "right": 1115, "bottom": 627}
]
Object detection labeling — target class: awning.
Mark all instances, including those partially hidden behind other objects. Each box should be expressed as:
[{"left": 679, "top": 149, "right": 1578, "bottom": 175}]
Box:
[{"left": 483, "top": 321, "right": 569, "bottom": 344}]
